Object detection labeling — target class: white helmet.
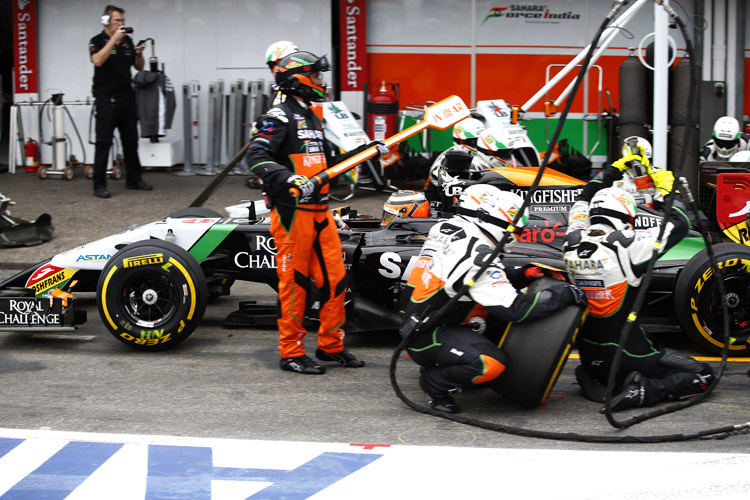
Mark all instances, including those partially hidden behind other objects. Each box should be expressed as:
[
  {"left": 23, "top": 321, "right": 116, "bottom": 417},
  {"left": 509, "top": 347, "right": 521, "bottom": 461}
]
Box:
[
  {"left": 729, "top": 150, "right": 750, "bottom": 162},
  {"left": 589, "top": 187, "right": 637, "bottom": 231},
  {"left": 712, "top": 116, "right": 742, "bottom": 159},
  {"left": 475, "top": 190, "right": 528, "bottom": 247},
  {"left": 452, "top": 118, "right": 486, "bottom": 152},
  {"left": 265, "top": 41, "right": 298, "bottom": 73},
  {"left": 476, "top": 128, "right": 516, "bottom": 168},
  {"left": 621, "top": 136, "right": 652, "bottom": 160},
  {"left": 455, "top": 184, "right": 505, "bottom": 219}
]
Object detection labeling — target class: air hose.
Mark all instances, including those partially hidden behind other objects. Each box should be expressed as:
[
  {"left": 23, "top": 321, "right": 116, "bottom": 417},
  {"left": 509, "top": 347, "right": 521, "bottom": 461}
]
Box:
[
  {"left": 389, "top": 0, "right": 749, "bottom": 443},
  {"left": 600, "top": 0, "right": 732, "bottom": 429}
]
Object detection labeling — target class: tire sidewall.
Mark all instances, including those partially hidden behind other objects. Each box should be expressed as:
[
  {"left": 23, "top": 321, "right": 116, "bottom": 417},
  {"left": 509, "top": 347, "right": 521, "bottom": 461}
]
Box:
[
  {"left": 97, "top": 240, "right": 207, "bottom": 350},
  {"left": 675, "top": 242, "right": 750, "bottom": 355}
]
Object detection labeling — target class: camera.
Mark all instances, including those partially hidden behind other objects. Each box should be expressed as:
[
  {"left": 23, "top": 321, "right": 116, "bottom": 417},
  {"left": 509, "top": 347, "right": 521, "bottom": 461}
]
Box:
[{"left": 122, "top": 27, "right": 133, "bottom": 34}]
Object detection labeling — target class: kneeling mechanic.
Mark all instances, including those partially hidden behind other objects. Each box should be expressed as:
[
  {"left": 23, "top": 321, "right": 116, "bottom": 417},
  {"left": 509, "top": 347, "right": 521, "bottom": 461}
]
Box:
[{"left": 401, "top": 185, "right": 587, "bottom": 413}]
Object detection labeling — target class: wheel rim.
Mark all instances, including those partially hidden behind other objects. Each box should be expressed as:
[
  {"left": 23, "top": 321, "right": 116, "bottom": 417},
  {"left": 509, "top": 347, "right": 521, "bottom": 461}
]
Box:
[
  {"left": 699, "top": 272, "right": 750, "bottom": 345},
  {"left": 119, "top": 269, "right": 179, "bottom": 327}
]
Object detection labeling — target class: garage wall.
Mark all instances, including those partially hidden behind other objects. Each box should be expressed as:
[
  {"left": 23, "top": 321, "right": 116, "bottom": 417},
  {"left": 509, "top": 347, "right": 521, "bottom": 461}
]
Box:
[{"left": 26, "top": 0, "right": 331, "bottom": 166}]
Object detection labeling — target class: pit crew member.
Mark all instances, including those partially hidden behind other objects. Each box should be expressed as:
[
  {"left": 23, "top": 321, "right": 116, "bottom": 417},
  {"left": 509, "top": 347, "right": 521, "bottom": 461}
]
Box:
[
  {"left": 577, "top": 136, "right": 673, "bottom": 209},
  {"left": 563, "top": 187, "right": 713, "bottom": 411},
  {"left": 424, "top": 117, "right": 486, "bottom": 201},
  {"left": 699, "top": 116, "right": 750, "bottom": 162},
  {"left": 401, "top": 185, "right": 587, "bottom": 413},
  {"left": 244, "top": 50, "right": 385, "bottom": 374}
]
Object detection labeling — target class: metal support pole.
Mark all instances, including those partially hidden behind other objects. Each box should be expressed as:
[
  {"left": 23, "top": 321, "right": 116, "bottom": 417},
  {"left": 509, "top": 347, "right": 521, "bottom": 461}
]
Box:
[
  {"left": 175, "top": 84, "right": 196, "bottom": 176},
  {"left": 230, "top": 79, "right": 250, "bottom": 175},
  {"left": 215, "top": 79, "right": 225, "bottom": 167},
  {"left": 197, "top": 82, "right": 217, "bottom": 175},
  {"left": 653, "top": 3, "right": 669, "bottom": 169}
]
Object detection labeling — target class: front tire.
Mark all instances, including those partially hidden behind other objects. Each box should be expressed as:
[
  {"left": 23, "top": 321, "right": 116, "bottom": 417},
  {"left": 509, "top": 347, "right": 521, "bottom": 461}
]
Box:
[
  {"left": 97, "top": 240, "right": 208, "bottom": 350},
  {"left": 674, "top": 242, "right": 750, "bottom": 356}
]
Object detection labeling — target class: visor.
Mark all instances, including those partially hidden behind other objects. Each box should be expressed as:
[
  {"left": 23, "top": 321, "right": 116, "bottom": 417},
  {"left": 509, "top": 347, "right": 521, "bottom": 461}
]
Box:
[
  {"left": 312, "top": 55, "right": 330, "bottom": 73},
  {"left": 477, "top": 147, "right": 512, "bottom": 161},
  {"left": 714, "top": 137, "right": 739, "bottom": 154}
]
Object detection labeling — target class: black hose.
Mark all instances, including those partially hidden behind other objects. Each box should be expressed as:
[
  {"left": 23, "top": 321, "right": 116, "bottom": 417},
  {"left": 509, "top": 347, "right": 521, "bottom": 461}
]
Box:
[
  {"left": 600, "top": 4, "right": 731, "bottom": 429},
  {"left": 389, "top": 0, "right": 747, "bottom": 444}
]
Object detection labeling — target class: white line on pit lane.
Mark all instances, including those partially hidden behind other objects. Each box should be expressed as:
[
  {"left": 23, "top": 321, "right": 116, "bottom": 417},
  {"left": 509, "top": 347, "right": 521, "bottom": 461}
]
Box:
[{"left": 0, "top": 428, "right": 749, "bottom": 499}]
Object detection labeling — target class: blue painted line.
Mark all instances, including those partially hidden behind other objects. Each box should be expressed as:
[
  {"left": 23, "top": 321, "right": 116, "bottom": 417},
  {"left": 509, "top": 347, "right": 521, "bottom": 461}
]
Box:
[
  {"left": 0, "top": 438, "right": 23, "bottom": 460},
  {"left": 2, "top": 441, "right": 123, "bottom": 500},
  {"left": 145, "top": 445, "right": 381, "bottom": 499}
]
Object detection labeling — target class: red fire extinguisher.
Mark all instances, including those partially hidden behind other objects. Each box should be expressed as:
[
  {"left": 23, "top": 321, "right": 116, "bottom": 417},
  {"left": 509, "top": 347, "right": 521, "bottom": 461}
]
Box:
[
  {"left": 367, "top": 81, "right": 399, "bottom": 141},
  {"left": 24, "top": 139, "right": 40, "bottom": 173}
]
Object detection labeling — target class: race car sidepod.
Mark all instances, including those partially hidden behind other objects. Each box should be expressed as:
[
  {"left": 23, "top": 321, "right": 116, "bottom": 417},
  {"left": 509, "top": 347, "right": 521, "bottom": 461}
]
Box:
[{"left": 488, "top": 276, "right": 587, "bottom": 408}]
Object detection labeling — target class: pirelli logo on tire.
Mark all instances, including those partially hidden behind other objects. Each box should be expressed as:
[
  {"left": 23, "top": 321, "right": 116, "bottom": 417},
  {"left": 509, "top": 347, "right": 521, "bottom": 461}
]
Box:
[{"left": 123, "top": 253, "right": 164, "bottom": 268}]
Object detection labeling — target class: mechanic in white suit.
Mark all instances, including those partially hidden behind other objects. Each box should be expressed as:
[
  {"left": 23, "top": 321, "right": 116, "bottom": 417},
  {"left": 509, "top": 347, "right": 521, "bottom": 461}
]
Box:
[{"left": 563, "top": 187, "right": 713, "bottom": 411}]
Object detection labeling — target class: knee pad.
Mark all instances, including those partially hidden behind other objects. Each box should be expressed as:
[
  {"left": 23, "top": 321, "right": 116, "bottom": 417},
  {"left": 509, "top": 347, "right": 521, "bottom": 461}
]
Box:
[{"left": 472, "top": 354, "right": 506, "bottom": 385}]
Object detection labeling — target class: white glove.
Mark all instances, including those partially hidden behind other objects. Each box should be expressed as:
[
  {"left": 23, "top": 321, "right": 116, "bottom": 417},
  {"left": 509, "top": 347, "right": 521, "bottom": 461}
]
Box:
[{"left": 287, "top": 174, "right": 316, "bottom": 198}]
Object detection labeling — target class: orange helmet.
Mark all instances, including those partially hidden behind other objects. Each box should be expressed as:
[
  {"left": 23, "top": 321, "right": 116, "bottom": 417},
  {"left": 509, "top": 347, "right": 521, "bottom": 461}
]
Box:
[{"left": 381, "top": 190, "right": 430, "bottom": 226}]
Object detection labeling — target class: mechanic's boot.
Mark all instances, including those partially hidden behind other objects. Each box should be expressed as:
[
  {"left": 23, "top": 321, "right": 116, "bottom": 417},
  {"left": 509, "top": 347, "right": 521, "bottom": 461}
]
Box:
[
  {"left": 315, "top": 348, "right": 365, "bottom": 367},
  {"left": 280, "top": 355, "right": 326, "bottom": 375},
  {"left": 601, "top": 372, "right": 645, "bottom": 412},
  {"left": 419, "top": 375, "right": 460, "bottom": 414}
]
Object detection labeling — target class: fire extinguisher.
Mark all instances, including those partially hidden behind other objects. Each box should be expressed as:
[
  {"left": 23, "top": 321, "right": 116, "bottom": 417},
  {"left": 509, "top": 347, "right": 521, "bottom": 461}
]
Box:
[
  {"left": 24, "top": 139, "right": 40, "bottom": 173},
  {"left": 367, "top": 81, "right": 399, "bottom": 141}
]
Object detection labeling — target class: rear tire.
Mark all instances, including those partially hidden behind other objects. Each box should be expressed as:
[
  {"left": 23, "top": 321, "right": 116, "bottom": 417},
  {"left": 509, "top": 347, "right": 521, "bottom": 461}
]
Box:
[
  {"left": 674, "top": 242, "right": 750, "bottom": 356},
  {"left": 97, "top": 240, "right": 207, "bottom": 350}
]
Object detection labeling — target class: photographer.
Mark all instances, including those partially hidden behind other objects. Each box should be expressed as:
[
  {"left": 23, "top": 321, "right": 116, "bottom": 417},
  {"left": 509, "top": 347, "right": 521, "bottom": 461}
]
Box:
[{"left": 89, "top": 4, "right": 151, "bottom": 198}]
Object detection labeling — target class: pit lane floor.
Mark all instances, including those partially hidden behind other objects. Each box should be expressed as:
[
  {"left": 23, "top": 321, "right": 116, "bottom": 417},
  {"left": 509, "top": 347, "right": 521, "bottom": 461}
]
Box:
[{"left": 1, "top": 168, "right": 750, "bottom": 498}]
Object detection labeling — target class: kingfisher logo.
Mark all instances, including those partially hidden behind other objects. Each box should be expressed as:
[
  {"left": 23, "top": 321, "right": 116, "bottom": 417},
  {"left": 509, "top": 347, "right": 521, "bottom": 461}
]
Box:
[{"left": 483, "top": 5, "right": 580, "bottom": 24}]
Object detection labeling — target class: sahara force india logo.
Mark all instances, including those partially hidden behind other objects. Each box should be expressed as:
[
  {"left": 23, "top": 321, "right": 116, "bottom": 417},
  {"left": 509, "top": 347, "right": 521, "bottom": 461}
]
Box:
[{"left": 483, "top": 5, "right": 581, "bottom": 24}]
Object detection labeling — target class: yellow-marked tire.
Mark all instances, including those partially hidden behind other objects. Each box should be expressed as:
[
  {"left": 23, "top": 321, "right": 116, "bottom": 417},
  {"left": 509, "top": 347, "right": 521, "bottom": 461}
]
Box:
[
  {"left": 487, "top": 277, "right": 587, "bottom": 408},
  {"left": 675, "top": 242, "right": 750, "bottom": 356},
  {"left": 96, "top": 240, "right": 207, "bottom": 351}
]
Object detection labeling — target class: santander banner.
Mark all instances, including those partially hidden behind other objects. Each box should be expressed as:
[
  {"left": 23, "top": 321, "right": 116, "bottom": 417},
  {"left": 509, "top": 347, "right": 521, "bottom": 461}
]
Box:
[
  {"left": 339, "top": 0, "right": 367, "bottom": 92},
  {"left": 13, "top": 0, "right": 39, "bottom": 96}
]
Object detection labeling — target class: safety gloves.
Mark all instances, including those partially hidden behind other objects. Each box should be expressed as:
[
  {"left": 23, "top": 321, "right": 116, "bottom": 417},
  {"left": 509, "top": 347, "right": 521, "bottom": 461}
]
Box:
[{"left": 286, "top": 174, "right": 318, "bottom": 198}]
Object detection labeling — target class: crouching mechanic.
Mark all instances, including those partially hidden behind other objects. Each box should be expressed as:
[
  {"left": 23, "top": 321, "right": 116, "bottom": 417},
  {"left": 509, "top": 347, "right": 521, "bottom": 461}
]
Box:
[
  {"left": 578, "top": 136, "right": 673, "bottom": 209},
  {"left": 563, "top": 187, "right": 713, "bottom": 411},
  {"left": 244, "top": 50, "right": 387, "bottom": 374},
  {"left": 401, "top": 185, "right": 587, "bottom": 413}
]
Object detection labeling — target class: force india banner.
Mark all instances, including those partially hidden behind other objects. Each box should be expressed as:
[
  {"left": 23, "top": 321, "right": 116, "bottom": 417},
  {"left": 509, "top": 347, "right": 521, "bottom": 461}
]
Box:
[
  {"left": 339, "top": 0, "right": 367, "bottom": 92},
  {"left": 13, "top": 0, "right": 39, "bottom": 96}
]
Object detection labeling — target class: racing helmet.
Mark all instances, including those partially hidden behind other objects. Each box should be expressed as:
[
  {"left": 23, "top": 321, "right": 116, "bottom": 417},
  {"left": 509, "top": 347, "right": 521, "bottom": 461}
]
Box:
[
  {"left": 475, "top": 128, "right": 516, "bottom": 168},
  {"left": 474, "top": 190, "right": 528, "bottom": 247},
  {"left": 729, "top": 150, "right": 750, "bottom": 163},
  {"left": 275, "top": 51, "right": 330, "bottom": 102},
  {"left": 621, "top": 136, "right": 652, "bottom": 160},
  {"left": 712, "top": 116, "right": 742, "bottom": 159},
  {"left": 452, "top": 118, "right": 486, "bottom": 152},
  {"left": 265, "top": 41, "right": 298, "bottom": 74},
  {"left": 456, "top": 184, "right": 505, "bottom": 219},
  {"left": 589, "top": 187, "right": 637, "bottom": 231},
  {"left": 381, "top": 190, "right": 430, "bottom": 226}
]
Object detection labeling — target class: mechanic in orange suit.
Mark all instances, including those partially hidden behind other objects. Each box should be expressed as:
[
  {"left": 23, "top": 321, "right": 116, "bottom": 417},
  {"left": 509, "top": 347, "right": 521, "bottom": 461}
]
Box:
[{"left": 245, "top": 50, "right": 386, "bottom": 374}]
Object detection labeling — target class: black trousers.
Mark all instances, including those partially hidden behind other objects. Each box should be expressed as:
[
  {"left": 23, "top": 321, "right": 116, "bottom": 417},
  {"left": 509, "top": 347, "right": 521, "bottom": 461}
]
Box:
[
  {"left": 93, "top": 92, "right": 143, "bottom": 190},
  {"left": 408, "top": 325, "right": 508, "bottom": 397}
]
